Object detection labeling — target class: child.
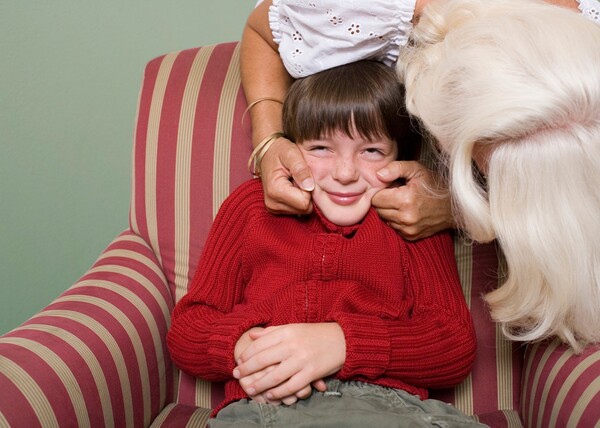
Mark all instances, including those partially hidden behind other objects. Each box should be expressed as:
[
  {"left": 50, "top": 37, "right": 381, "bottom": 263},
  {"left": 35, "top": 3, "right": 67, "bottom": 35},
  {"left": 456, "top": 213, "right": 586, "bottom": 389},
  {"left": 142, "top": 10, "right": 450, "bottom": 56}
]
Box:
[{"left": 167, "top": 60, "right": 480, "bottom": 426}]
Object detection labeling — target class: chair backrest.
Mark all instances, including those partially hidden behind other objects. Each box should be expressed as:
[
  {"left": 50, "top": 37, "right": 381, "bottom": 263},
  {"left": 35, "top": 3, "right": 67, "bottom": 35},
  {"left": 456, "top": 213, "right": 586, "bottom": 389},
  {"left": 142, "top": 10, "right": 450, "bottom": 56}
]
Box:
[
  {"left": 130, "top": 42, "right": 524, "bottom": 418},
  {"left": 130, "top": 42, "right": 251, "bottom": 407}
]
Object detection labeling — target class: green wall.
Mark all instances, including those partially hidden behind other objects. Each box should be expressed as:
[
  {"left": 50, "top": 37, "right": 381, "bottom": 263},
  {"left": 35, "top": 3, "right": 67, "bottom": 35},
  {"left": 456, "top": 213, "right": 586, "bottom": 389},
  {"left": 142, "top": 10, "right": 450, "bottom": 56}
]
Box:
[{"left": 0, "top": 1, "right": 255, "bottom": 334}]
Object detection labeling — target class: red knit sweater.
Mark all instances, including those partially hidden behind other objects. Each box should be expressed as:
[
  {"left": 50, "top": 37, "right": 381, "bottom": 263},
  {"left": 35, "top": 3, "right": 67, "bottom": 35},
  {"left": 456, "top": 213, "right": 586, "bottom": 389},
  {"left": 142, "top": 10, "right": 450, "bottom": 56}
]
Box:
[{"left": 167, "top": 179, "right": 476, "bottom": 412}]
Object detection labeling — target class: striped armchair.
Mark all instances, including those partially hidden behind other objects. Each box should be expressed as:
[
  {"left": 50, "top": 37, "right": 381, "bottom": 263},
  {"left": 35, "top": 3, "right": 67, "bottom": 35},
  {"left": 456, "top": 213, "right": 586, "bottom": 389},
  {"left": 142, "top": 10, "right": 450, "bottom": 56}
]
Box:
[{"left": 1, "top": 42, "right": 599, "bottom": 428}]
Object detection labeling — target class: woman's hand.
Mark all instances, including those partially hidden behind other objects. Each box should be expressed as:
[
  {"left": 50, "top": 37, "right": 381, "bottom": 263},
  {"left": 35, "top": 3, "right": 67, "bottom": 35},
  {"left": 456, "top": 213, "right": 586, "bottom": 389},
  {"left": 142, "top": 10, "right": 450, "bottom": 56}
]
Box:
[
  {"left": 373, "top": 161, "right": 455, "bottom": 240},
  {"left": 241, "top": 2, "right": 314, "bottom": 215},
  {"left": 234, "top": 323, "right": 345, "bottom": 402},
  {"left": 259, "top": 138, "right": 314, "bottom": 215}
]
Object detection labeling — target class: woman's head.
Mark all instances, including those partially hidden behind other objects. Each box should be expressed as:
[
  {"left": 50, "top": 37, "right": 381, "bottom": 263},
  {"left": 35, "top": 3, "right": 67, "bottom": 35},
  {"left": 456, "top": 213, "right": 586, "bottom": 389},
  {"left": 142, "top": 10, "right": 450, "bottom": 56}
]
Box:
[
  {"left": 398, "top": 0, "right": 600, "bottom": 349},
  {"left": 283, "top": 61, "right": 420, "bottom": 226},
  {"left": 399, "top": 0, "right": 600, "bottom": 242}
]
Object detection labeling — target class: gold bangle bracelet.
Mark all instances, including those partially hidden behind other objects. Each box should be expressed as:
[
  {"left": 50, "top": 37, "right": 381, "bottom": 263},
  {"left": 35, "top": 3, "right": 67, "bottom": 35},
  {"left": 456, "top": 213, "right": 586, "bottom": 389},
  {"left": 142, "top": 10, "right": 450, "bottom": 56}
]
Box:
[
  {"left": 247, "top": 132, "right": 285, "bottom": 177},
  {"left": 241, "top": 97, "right": 283, "bottom": 127},
  {"left": 245, "top": 97, "right": 283, "bottom": 112}
]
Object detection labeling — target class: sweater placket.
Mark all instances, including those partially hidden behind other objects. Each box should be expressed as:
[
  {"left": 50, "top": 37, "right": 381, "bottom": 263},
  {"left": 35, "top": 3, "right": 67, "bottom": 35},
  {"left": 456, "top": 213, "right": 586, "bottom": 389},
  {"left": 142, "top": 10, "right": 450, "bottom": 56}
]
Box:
[
  {"left": 302, "top": 233, "right": 344, "bottom": 322},
  {"left": 313, "top": 232, "right": 342, "bottom": 281}
]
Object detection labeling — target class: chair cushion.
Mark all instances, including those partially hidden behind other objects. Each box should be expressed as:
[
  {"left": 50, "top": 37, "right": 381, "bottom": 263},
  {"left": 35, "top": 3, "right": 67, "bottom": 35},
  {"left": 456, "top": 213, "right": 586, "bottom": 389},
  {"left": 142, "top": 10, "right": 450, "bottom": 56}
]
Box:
[
  {"left": 150, "top": 403, "right": 210, "bottom": 427},
  {"left": 430, "top": 241, "right": 523, "bottom": 422},
  {"left": 0, "top": 231, "right": 174, "bottom": 427},
  {"left": 521, "top": 340, "right": 600, "bottom": 427}
]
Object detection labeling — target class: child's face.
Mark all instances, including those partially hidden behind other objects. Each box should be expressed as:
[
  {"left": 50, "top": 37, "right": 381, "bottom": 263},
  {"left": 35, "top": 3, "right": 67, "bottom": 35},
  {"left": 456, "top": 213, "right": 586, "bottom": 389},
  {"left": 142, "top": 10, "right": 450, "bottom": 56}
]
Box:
[{"left": 298, "top": 129, "right": 398, "bottom": 226}]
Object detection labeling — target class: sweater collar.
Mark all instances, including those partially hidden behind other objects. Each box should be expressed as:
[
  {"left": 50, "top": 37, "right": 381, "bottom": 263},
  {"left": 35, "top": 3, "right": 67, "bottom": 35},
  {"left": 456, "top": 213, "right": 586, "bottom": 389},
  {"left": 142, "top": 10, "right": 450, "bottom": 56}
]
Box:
[{"left": 311, "top": 205, "right": 374, "bottom": 236}]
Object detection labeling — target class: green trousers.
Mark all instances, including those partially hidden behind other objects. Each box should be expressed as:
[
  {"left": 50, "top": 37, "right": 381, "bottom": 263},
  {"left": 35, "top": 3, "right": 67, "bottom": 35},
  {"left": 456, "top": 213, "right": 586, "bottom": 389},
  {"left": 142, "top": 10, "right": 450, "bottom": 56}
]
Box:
[{"left": 208, "top": 380, "right": 489, "bottom": 427}]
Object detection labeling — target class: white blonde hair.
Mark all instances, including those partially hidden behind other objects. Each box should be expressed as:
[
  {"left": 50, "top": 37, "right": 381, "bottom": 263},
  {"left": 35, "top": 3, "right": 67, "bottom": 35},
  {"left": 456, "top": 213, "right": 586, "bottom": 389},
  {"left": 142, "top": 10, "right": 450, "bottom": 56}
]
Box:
[{"left": 398, "top": 0, "right": 600, "bottom": 351}]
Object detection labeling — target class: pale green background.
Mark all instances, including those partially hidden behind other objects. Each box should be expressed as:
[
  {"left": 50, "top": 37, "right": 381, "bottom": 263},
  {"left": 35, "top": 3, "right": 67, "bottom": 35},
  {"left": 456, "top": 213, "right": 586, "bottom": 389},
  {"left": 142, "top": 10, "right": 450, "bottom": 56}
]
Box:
[{"left": 0, "top": 1, "right": 255, "bottom": 334}]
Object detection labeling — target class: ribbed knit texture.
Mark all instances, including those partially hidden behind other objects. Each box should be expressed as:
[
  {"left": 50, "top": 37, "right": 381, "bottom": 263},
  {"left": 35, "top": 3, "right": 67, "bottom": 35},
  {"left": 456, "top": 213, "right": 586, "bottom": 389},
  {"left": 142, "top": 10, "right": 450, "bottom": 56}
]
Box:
[{"left": 167, "top": 179, "right": 476, "bottom": 414}]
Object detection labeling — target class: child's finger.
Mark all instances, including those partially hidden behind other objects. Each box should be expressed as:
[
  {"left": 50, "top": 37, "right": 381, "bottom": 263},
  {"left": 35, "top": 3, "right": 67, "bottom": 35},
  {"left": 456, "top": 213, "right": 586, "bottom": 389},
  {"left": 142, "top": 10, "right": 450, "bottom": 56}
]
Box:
[
  {"left": 262, "top": 370, "right": 312, "bottom": 401},
  {"left": 235, "top": 342, "right": 291, "bottom": 381}
]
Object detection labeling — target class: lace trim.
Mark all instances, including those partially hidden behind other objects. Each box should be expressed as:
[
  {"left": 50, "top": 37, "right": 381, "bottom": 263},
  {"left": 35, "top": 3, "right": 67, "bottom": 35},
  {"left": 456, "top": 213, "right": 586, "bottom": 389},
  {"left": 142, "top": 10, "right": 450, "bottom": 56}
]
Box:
[
  {"left": 268, "top": 0, "right": 416, "bottom": 78},
  {"left": 578, "top": 0, "right": 600, "bottom": 21}
]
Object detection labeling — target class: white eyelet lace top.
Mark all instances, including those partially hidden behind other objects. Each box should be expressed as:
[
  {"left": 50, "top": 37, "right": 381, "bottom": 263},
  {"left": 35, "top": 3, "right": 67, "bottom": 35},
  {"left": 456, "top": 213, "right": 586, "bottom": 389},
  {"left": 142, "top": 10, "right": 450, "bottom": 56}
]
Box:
[
  {"left": 267, "top": 0, "right": 415, "bottom": 78},
  {"left": 579, "top": 0, "right": 600, "bottom": 21},
  {"left": 258, "top": 0, "right": 599, "bottom": 78}
]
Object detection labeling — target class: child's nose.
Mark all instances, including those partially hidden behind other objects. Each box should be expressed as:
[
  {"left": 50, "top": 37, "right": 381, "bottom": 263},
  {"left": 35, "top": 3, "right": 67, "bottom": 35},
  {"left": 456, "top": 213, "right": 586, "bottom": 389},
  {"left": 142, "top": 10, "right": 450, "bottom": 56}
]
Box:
[{"left": 333, "top": 158, "right": 359, "bottom": 183}]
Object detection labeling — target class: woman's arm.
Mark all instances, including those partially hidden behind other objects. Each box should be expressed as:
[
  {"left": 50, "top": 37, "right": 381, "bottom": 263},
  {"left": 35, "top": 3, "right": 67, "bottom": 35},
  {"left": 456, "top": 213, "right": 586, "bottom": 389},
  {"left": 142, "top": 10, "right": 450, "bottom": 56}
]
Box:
[
  {"left": 241, "top": 1, "right": 314, "bottom": 215},
  {"left": 547, "top": 0, "right": 581, "bottom": 10}
]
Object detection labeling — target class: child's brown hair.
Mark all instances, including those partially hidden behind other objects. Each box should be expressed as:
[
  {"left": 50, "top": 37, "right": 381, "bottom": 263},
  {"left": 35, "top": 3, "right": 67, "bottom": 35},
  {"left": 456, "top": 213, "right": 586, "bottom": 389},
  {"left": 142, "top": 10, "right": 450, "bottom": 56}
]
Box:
[{"left": 283, "top": 60, "right": 420, "bottom": 160}]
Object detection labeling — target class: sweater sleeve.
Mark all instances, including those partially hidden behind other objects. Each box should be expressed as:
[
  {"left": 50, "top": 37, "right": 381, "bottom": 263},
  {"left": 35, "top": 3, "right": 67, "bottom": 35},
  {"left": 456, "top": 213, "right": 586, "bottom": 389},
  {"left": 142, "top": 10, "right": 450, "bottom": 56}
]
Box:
[
  {"left": 166, "top": 180, "right": 272, "bottom": 381},
  {"left": 332, "top": 231, "right": 477, "bottom": 389}
]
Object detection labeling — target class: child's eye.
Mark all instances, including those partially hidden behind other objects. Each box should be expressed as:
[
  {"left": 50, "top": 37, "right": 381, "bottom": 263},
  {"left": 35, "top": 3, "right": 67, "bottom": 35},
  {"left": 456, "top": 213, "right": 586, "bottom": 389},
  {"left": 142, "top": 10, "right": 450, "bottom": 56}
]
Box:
[
  {"left": 363, "top": 147, "right": 386, "bottom": 156},
  {"left": 308, "top": 145, "right": 329, "bottom": 152}
]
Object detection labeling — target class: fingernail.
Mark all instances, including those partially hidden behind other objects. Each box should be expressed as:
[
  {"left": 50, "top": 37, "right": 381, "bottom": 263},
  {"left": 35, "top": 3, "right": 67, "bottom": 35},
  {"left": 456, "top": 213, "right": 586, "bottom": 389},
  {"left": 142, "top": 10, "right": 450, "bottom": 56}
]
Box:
[
  {"left": 233, "top": 369, "right": 240, "bottom": 379},
  {"left": 377, "top": 169, "right": 389, "bottom": 178},
  {"left": 247, "top": 387, "right": 256, "bottom": 395},
  {"left": 300, "top": 178, "right": 315, "bottom": 191}
]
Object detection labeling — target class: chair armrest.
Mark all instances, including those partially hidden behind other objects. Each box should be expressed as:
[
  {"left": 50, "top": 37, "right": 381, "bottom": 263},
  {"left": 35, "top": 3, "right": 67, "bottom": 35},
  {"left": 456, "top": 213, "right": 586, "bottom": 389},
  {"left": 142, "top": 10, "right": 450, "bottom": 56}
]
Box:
[
  {"left": 521, "top": 339, "right": 600, "bottom": 427},
  {"left": 0, "top": 231, "right": 173, "bottom": 428}
]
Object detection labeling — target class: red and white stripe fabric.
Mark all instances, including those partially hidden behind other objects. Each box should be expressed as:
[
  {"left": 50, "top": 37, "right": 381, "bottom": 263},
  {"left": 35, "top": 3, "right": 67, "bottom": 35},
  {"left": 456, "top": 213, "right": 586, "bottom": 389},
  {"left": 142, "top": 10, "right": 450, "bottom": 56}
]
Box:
[
  {"left": 1, "top": 42, "right": 599, "bottom": 427},
  {"left": 522, "top": 340, "right": 600, "bottom": 428},
  {"left": 0, "top": 232, "right": 173, "bottom": 427}
]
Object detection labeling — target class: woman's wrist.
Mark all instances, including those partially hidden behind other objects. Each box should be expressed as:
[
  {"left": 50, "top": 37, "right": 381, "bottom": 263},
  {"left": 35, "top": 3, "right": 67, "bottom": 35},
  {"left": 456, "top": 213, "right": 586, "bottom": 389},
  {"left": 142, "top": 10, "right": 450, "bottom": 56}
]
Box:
[
  {"left": 248, "top": 132, "right": 285, "bottom": 176},
  {"left": 249, "top": 101, "right": 285, "bottom": 147}
]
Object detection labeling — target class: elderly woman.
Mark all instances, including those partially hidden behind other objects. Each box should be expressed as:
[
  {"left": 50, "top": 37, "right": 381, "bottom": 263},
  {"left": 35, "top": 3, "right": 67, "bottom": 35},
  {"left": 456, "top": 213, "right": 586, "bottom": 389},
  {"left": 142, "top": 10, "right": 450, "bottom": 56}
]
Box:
[{"left": 398, "top": 0, "right": 600, "bottom": 351}]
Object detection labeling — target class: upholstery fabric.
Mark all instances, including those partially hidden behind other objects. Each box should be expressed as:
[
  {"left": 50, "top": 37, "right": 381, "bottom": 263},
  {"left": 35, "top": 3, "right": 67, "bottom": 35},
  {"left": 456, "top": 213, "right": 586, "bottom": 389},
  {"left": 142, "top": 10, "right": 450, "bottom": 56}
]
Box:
[
  {"left": 1, "top": 42, "right": 599, "bottom": 428},
  {"left": 129, "top": 43, "right": 251, "bottom": 412},
  {"left": 522, "top": 340, "right": 600, "bottom": 428},
  {"left": 0, "top": 232, "right": 173, "bottom": 427}
]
